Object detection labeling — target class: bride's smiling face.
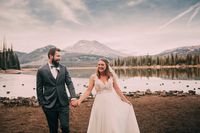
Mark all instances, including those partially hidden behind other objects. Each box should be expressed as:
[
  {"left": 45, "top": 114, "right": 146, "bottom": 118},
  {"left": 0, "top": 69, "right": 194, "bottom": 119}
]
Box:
[{"left": 97, "top": 60, "right": 106, "bottom": 73}]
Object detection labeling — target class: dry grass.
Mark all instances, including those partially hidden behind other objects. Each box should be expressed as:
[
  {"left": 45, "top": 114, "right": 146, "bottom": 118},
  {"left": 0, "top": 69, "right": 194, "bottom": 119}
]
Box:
[{"left": 0, "top": 95, "right": 200, "bottom": 133}]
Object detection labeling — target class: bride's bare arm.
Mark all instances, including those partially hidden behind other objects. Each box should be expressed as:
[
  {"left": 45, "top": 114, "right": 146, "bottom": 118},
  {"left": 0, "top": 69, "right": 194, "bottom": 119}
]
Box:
[
  {"left": 113, "top": 78, "right": 131, "bottom": 104},
  {"left": 77, "top": 75, "right": 95, "bottom": 105}
]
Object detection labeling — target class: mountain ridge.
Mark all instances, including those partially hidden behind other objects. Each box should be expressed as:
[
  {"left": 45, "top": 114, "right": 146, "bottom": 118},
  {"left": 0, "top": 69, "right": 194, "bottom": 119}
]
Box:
[{"left": 64, "top": 40, "right": 127, "bottom": 58}]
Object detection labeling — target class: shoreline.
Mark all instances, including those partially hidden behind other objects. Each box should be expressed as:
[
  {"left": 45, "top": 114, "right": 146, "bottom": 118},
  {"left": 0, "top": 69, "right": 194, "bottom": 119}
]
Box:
[{"left": 0, "top": 89, "right": 197, "bottom": 107}]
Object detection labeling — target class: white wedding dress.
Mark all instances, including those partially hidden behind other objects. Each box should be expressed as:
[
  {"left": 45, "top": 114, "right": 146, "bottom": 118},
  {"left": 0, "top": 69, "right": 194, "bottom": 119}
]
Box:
[{"left": 87, "top": 75, "right": 140, "bottom": 133}]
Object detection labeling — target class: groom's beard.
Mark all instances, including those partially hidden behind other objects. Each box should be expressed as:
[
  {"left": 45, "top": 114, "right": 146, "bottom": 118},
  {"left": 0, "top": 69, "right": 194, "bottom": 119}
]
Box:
[{"left": 52, "top": 58, "right": 60, "bottom": 67}]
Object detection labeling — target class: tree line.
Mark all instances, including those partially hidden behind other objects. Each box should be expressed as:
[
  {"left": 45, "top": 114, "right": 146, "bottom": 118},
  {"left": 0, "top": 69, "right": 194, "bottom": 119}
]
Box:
[
  {"left": 112, "top": 54, "right": 200, "bottom": 67},
  {"left": 0, "top": 42, "right": 20, "bottom": 70}
]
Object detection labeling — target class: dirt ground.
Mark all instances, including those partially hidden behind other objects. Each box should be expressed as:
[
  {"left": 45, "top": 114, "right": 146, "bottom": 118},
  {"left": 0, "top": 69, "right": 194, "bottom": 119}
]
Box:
[{"left": 0, "top": 95, "right": 200, "bottom": 133}]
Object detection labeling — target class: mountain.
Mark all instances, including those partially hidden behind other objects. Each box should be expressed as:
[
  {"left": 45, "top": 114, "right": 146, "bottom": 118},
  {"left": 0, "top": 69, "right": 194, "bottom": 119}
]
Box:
[
  {"left": 60, "top": 52, "right": 109, "bottom": 67},
  {"left": 158, "top": 45, "right": 200, "bottom": 56},
  {"left": 19, "top": 52, "right": 106, "bottom": 67},
  {"left": 16, "top": 44, "right": 200, "bottom": 67},
  {"left": 14, "top": 51, "right": 27, "bottom": 59},
  {"left": 18, "top": 45, "right": 56, "bottom": 64},
  {"left": 16, "top": 45, "right": 112, "bottom": 67},
  {"left": 16, "top": 40, "right": 126, "bottom": 67},
  {"left": 64, "top": 40, "right": 126, "bottom": 58}
]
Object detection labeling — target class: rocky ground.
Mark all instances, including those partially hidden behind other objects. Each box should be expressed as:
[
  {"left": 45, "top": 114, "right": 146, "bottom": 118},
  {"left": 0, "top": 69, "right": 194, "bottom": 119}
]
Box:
[{"left": 0, "top": 95, "right": 200, "bottom": 133}]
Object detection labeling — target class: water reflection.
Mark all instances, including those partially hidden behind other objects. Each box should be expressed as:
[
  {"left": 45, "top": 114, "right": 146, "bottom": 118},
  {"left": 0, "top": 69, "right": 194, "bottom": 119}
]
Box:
[
  {"left": 21, "top": 67, "right": 200, "bottom": 80},
  {"left": 68, "top": 68, "right": 96, "bottom": 78},
  {"left": 114, "top": 68, "right": 200, "bottom": 80}
]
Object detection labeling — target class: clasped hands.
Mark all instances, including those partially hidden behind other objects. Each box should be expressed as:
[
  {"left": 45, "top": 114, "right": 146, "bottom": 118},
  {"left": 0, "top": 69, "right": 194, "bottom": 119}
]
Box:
[{"left": 70, "top": 99, "right": 81, "bottom": 107}]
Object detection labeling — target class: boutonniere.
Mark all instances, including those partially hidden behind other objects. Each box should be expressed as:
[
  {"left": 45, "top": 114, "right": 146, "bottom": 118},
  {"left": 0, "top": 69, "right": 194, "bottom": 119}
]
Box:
[{"left": 56, "top": 67, "right": 60, "bottom": 72}]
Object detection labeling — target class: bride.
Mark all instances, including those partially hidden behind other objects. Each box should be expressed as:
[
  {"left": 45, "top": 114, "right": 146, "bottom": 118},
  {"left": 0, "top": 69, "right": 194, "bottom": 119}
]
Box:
[{"left": 77, "top": 58, "right": 140, "bottom": 133}]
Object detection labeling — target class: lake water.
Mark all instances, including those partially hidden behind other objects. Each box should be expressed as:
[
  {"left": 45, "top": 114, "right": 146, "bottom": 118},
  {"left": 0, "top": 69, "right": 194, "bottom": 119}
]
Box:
[{"left": 0, "top": 68, "right": 200, "bottom": 98}]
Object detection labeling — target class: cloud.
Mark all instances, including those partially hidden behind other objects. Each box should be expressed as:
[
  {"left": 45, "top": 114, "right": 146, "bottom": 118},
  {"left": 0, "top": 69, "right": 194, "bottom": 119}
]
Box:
[
  {"left": 187, "top": 6, "right": 200, "bottom": 25},
  {"left": 159, "top": 2, "right": 200, "bottom": 30},
  {"left": 0, "top": 0, "right": 91, "bottom": 30},
  {"left": 66, "top": 0, "right": 89, "bottom": 12},
  {"left": 0, "top": 0, "right": 43, "bottom": 30},
  {"left": 0, "top": 0, "right": 200, "bottom": 54},
  {"left": 42, "top": 0, "right": 82, "bottom": 25},
  {"left": 127, "top": 0, "right": 144, "bottom": 6}
]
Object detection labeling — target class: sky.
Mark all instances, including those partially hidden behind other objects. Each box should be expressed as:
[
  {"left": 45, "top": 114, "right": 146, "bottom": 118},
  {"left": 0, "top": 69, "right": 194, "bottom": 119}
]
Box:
[{"left": 0, "top": 0, "right": 200, "bottom": 55}]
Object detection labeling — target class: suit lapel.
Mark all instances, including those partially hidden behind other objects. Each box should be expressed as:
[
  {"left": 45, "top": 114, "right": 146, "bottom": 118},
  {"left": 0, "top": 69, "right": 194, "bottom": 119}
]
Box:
[{"left": 56, "top": 64, "right": 62, "bottom": 81}]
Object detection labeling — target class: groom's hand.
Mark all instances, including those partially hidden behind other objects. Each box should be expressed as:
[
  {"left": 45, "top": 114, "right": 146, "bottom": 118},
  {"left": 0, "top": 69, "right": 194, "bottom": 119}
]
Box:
[{"left": 70, "top": 99, "right": 78, "bottom": 107}]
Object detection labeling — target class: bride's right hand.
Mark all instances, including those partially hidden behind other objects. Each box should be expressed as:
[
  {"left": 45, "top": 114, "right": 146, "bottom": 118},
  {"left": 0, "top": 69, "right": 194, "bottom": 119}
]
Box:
[{"left": 123, "top": 99, "right": 132, "bottom": 105}]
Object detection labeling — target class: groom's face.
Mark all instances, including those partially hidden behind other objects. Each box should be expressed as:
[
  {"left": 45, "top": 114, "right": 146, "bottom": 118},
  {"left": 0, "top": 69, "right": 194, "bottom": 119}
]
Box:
[{"left": 51, "top": 51, "right": 61, "bottom": 66}]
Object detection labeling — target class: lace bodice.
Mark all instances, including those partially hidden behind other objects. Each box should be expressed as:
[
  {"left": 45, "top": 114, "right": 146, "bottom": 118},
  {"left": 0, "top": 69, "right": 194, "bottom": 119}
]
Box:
[{"left": 93, "top": 74, "right": 114, "bottom": 94}]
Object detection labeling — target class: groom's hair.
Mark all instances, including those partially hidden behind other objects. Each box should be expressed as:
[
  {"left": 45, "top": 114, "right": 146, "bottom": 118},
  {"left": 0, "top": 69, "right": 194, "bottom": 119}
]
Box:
[{"left": 48, "top": 47, "right": 61, "bottom": 58}]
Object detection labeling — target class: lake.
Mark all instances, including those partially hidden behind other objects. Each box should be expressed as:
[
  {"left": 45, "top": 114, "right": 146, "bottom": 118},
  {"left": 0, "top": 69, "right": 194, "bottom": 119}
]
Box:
[{"left": 0, "top": 68, "right": 200, "bottom": 98}]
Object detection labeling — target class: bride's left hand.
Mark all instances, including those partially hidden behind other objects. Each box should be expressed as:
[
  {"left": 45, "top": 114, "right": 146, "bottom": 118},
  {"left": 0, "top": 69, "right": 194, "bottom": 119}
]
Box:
[{"left": 77, "top": 100, "right": 81, "bottom": 106}]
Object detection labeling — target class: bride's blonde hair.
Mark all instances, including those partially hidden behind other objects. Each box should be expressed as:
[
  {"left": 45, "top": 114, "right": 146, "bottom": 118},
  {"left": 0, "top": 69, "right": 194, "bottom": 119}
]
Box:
[{"left": 96, "top": 58, "right": 113, "bottom": 79}]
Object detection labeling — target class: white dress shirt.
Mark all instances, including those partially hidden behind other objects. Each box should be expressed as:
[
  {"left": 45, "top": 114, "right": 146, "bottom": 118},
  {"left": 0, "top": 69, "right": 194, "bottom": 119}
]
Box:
[{"left": 48, "top": 63, "right": 58, "bottom": 79}]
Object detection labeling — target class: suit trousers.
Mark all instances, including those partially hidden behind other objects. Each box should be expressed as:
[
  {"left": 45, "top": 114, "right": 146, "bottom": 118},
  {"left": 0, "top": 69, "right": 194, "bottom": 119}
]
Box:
[{"left": 42, "top": 99, "right": 70, "bottom": 133}]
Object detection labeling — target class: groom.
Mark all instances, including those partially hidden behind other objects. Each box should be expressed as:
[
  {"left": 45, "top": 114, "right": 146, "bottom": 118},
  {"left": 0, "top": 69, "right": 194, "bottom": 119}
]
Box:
[{"left": 36, "top": 47, "right": 78, "bottom": 133}]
